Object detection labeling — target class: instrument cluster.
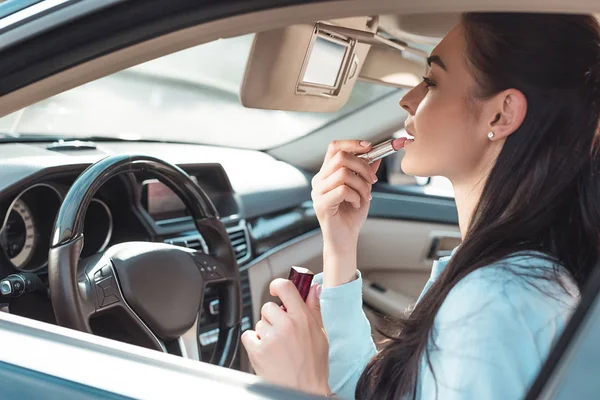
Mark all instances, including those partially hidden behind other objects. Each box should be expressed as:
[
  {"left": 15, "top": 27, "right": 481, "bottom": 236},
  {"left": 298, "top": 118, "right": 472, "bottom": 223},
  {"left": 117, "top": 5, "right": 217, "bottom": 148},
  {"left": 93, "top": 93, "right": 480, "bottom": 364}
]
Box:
[{"left": 0, "top": 183, "right": 113, "bottom": 272}]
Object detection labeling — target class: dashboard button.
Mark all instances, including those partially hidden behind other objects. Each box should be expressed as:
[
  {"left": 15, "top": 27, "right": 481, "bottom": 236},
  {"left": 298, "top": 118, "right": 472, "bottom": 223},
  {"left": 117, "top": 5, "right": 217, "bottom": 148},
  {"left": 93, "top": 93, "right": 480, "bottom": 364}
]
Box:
[
  {"left": 101, "top": 295, "right": 119, "bottom": 306},
  {"left": 0, "top": 281, "right": 11, "bottom": 295},
  {"left": 101, "top": 265, "right": 112, "bottom": 277},
  {"left": 95, "top": 286, "right": 105, "bottom": 306},
  {"left": 98, "top": 277, "right": 117, "bottom": 296},
  {"left": 95, "top": 276, "right": 118, "bottom": 307},
  {"left": 206, "top": 270, "right": 220, "bottom": 281}
]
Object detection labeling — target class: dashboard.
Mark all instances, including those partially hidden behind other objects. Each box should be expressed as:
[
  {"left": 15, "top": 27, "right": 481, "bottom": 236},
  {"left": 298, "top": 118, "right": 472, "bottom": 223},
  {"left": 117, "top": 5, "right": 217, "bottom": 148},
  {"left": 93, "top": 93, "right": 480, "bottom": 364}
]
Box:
[{"left": 0, "top": 139, "right": 319, "bottom": 369}]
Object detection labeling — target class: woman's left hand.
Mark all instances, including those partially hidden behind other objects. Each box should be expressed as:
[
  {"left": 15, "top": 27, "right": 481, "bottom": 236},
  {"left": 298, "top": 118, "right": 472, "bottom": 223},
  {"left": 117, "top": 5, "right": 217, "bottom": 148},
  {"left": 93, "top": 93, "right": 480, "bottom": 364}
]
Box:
[{"left": 241, "top": 279, "right": 331, "bottom": 396}]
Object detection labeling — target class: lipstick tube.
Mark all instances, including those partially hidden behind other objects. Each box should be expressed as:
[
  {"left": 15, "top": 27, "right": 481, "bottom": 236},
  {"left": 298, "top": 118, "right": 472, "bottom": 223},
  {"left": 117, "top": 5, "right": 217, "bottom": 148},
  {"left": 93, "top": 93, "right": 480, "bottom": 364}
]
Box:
[
  {"left": 282, "top": 266, "right": 314, "bottom": 311},
  {"left": 357, "top": 139, "right": 396, "bottom": 164}
]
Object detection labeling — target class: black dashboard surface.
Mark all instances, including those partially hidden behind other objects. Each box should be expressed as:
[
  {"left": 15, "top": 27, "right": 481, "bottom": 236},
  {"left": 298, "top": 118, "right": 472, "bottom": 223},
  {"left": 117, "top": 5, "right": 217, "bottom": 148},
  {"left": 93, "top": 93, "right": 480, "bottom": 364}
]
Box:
[{"left": 0, "top": 141, "right": 312, "bottom": 219}]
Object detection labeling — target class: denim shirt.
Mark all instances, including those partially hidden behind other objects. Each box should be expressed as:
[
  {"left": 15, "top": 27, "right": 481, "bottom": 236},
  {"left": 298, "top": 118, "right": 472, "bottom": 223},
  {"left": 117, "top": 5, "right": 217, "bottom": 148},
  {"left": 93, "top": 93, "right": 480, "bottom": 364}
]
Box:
[{"left": 313, "top": 251, "right": 578, "bottom": 399}]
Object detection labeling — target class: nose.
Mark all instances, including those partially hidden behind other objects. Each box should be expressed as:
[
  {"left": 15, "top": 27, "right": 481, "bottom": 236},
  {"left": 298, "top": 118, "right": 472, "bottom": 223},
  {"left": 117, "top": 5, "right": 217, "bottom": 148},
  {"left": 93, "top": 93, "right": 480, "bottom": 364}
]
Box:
[{"left": 399, "top": 84, "right": 424, "bottom": 116}]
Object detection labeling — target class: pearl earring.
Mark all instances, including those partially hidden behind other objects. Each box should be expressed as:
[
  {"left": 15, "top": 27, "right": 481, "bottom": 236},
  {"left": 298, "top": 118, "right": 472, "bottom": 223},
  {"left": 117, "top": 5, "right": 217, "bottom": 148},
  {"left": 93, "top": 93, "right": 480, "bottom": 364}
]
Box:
[{"left": 487, "top": 131, "right": 494, "bottom": 140}]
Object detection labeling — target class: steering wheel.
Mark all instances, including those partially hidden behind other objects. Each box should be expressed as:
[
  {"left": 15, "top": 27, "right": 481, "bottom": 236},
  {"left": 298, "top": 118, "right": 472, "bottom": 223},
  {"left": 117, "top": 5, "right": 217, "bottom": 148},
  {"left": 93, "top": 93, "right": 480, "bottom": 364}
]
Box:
[{"left": 47, "top": 154, "right": 242, "bottom": 367}]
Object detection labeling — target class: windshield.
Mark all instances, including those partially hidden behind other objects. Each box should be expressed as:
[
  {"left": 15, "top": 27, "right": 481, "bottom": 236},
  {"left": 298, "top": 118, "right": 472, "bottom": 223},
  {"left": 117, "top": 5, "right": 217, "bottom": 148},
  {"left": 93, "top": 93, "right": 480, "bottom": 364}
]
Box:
[{"left": 0, "top": 34, "right": 398, "bottom": 150}]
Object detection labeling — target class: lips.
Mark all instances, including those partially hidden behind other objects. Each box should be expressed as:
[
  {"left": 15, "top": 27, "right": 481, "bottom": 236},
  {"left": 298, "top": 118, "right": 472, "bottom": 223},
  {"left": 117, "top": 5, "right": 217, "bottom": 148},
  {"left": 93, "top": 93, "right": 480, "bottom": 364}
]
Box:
[{"left": 404, "top": 127, "right": 415, "bottom": 145}]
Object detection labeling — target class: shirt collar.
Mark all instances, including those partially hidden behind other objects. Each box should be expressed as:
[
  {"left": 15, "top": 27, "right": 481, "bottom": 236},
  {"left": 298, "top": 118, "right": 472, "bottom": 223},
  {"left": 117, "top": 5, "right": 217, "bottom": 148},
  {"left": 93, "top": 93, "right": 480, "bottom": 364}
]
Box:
[{"left": 430, "top": 246, "right": 459, "bottom": 280}]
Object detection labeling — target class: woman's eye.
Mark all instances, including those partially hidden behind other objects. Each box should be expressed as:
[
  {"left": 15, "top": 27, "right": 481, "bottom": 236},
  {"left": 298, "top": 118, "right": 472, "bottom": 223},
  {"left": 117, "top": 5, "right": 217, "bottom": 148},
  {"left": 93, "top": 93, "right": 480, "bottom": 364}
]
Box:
[{"left": 422, "top": 76, "right": 437, "bottom": 89}]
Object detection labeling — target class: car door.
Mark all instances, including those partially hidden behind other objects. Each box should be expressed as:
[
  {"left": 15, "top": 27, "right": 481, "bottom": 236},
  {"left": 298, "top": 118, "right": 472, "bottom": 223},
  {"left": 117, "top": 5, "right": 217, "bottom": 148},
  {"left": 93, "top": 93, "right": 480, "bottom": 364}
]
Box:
[{"left": 0, "top": 311, "right": 317, "bottom": 399}]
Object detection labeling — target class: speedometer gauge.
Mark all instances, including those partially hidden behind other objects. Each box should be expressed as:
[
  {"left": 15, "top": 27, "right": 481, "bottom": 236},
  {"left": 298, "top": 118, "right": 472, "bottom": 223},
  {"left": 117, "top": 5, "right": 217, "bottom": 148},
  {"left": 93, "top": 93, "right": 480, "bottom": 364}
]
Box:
[{"left": 1, "top": 199, "right": 37, "bottom": 269}]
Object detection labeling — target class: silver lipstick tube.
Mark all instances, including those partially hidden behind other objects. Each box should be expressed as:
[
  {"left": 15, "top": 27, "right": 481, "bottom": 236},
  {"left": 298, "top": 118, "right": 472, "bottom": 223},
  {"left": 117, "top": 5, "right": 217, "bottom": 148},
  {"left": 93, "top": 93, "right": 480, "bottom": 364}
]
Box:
[{"left": 357, "top": 139, "right": 396, "bottom": 164}]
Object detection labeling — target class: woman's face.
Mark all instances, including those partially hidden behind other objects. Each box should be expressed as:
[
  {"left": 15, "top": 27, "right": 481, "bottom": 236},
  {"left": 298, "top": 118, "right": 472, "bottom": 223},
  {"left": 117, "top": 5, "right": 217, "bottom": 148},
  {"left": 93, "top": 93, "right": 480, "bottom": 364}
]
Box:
[{"left": 400, "top": 24, "right": 494, "bottom": 182}]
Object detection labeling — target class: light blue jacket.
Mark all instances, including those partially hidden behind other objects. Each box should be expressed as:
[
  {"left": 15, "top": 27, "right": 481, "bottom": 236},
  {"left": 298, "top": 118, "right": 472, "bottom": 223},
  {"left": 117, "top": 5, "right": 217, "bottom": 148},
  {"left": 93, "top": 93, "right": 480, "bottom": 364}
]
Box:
[{"left": 313, "top": 250, "right": 578, "bottom": 399}]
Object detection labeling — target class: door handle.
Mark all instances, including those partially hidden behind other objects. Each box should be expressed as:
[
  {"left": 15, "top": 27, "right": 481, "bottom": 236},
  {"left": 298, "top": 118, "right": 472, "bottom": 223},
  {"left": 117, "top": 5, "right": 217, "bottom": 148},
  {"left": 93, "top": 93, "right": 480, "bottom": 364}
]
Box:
[
  {"left": 362, "top": 278, "right": 412, "bottom": 319},
  {"left": 426, "top": 233, "right": 461, "bottom": 260}
]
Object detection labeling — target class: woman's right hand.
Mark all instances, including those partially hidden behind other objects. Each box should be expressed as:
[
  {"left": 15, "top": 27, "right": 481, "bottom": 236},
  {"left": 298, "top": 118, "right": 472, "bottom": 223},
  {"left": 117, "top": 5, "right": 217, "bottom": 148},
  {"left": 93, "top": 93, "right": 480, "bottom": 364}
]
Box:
[{"left": 311, "top": 140, "right": 382, "bottom": 253}]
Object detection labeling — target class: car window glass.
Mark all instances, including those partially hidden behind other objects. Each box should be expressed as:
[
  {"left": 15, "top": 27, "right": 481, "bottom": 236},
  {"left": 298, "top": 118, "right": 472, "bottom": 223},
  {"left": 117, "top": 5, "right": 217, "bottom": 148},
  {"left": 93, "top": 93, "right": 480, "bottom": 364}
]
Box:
[{"left": 0, "top": 33, "right": 397, "bottom": 150}]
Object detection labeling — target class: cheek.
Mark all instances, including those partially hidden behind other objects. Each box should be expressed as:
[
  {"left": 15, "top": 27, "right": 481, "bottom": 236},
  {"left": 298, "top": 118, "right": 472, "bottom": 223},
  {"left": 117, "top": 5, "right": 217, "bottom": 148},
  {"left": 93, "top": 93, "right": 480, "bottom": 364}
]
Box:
[{"left": 401, "top": 93, "right": 479, "bottom": 177}]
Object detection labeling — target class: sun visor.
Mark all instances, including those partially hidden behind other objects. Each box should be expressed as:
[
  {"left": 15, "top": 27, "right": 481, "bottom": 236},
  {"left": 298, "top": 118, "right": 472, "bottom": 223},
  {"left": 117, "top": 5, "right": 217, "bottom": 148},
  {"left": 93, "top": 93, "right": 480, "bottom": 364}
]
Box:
[
  {"left": 240, "top": 17, "right": 377, "bottom": 112},
  {"left": 358, "top": 45, "right": 427, "bottom": 89}
]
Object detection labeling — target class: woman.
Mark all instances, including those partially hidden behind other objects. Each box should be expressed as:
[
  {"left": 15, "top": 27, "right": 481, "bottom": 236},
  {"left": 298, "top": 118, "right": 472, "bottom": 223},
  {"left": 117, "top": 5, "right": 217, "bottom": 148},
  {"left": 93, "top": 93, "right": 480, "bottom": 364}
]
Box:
[{"left": 241, "top": 12, "right": 600, "bottom": 399}]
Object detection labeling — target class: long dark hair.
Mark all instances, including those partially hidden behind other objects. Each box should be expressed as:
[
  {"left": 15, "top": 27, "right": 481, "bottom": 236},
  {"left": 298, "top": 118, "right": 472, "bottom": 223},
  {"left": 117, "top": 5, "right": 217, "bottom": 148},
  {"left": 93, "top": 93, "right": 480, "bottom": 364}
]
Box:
[{"left": 356, "top": 12, "right": 600, "bottom": 399}]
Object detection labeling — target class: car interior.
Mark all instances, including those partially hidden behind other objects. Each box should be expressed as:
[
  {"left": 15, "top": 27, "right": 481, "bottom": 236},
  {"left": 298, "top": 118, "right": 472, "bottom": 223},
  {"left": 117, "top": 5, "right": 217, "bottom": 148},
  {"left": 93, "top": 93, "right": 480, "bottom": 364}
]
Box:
[{"left": 0, "top": 1, "right": 597, "bottom": 396}]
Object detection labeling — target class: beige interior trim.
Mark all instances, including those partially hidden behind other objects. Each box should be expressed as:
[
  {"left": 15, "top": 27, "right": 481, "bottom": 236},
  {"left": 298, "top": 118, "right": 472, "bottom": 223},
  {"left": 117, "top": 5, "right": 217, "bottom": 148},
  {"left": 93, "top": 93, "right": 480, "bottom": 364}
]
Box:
[
  {"left": 362, "top": 276, "right": 412, "bottom": 319},
  {"left": 358, "top": 218, "right": 460, "bottom": 271},
  {"left": 379, "top": 13, "right": 461, "bottom": 44},
  {"left": 359, "top": 45, "right": 426, "bottom": 88},
  {"left": 247, "top": 259, "right": 273, "bottom": 331},
  {"left": 244, "top": 230, "right": 323, "bottom": 373},
  {"left": 247, "top": 230, "right": 323, "bottom": 327},
  {"left": 1, "top": 0, "right": 599, "bottom": 117},
  {"left": 366, "top": 269, "right": 431, "bottom": 300}
]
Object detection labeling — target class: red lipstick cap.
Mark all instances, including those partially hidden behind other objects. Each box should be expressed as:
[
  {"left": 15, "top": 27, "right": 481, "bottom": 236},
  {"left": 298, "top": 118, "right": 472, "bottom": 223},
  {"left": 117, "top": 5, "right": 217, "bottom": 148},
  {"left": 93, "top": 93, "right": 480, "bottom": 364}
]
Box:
[{"left": 282, "top": 266, "right": 314, "bottom": 311}]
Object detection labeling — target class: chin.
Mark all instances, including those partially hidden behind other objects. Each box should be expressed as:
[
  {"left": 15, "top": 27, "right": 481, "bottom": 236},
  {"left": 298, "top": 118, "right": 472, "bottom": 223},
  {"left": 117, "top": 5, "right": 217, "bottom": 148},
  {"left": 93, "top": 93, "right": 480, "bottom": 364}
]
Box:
[
  {"left": 400, "top": 155, "right": 423, "bottom": 176},
  {"left": 401, "top": 154, "right": 438, "bottom": 177}
]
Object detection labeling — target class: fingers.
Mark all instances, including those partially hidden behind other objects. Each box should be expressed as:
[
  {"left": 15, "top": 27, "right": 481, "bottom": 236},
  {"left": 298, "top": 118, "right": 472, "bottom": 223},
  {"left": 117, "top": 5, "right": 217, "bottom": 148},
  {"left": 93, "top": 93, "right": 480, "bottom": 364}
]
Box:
[
  {"left": 315, "top": 184, "right": 362, "bottom": 210},
  {"left": 261, "top": 301, "right": 287, "bottom": 325},
  {"left": 318, "top": 150, "right": 377, "bottom": 185},
  {"left": 270, "top": 278, "right": 306, "bottom": 314},
  {"left": 324, "top": 140, "right": 372, "bottom": 163},
  {"left": 241, "top": 329, "right": 261, "bottom": 353},
  {"left": 370, "top": 159, "right": 382, "bottom": 175},
  {"left": 316, "top": 167, "right": 373, "bottom": 204},
  {"left": 255, "top": 319, "right": 272, "bottom": 340}
]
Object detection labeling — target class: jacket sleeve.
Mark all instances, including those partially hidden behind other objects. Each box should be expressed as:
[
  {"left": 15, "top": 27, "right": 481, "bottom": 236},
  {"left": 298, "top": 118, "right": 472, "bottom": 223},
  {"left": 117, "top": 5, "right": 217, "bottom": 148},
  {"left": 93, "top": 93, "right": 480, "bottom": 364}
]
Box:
[{"left": 313, "top": 271, "right": 377, "bottom": 399}]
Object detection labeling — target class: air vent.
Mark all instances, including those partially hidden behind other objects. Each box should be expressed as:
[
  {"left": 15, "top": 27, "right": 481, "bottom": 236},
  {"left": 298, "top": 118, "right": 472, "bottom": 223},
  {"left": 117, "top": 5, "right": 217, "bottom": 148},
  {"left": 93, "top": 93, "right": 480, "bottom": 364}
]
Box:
[
  {"left": 164, "top": 234, "right": 208, "bottom": 254},
  {"left": 185, "top": 237, "right": 204, "bottom": 251},
  {"left": 165, "top": 220, "right": 251, "bottom": 266},
  {"left": 226, "top": 222, "right": 251, "bottom": 265}
]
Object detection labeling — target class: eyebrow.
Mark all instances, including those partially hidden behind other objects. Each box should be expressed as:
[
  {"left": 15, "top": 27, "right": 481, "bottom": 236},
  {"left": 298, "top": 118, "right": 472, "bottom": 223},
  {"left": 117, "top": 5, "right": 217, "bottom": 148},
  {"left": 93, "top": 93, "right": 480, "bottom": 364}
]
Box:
[{"left": 427, "top": 55, "right": 447, "bottom": 71}]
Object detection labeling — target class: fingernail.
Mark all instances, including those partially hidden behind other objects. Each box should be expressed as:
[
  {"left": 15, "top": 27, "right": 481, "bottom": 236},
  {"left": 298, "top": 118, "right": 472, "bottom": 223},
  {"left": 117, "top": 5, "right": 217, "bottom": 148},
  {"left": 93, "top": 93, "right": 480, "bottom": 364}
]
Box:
[
  {"left": 372, "top": 175, "right": 378, "bottom": 183},
  {"left": 360, "top": 141, "right": 371, "bottom": 147},
  {"left": 316, "top": 284, "right": 322, "bottom": 299},
  {"left": 369, "top": 193, "right": 372, "bottom": 200}
]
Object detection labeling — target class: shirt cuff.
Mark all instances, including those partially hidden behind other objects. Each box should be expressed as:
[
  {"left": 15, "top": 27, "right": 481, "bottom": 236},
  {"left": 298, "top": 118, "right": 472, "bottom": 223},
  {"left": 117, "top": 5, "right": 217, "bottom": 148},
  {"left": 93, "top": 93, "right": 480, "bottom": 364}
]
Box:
[{"left": 313, "top": 270, "right": 363, "bottom": 299}]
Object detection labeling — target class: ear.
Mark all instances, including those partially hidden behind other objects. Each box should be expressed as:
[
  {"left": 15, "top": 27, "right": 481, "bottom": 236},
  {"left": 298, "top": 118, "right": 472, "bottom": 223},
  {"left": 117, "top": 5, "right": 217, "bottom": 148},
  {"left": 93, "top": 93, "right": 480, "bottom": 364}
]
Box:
[{"left": 488, "top": 89, "right": 527, "bottom": 141}]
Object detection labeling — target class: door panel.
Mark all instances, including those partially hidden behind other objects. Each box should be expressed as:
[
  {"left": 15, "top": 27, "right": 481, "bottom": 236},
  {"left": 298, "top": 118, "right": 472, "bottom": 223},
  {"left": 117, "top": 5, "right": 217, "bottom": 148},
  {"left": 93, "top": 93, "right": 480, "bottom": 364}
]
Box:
[
  {"left": 358, "top": 217, "right": 460, "bottom": 335},
  {"left": 366, "top": 270, "right": 429, "bottom": 299},
  {"left": 358, "top": 218, "right": 460, "bottom": 272}
]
